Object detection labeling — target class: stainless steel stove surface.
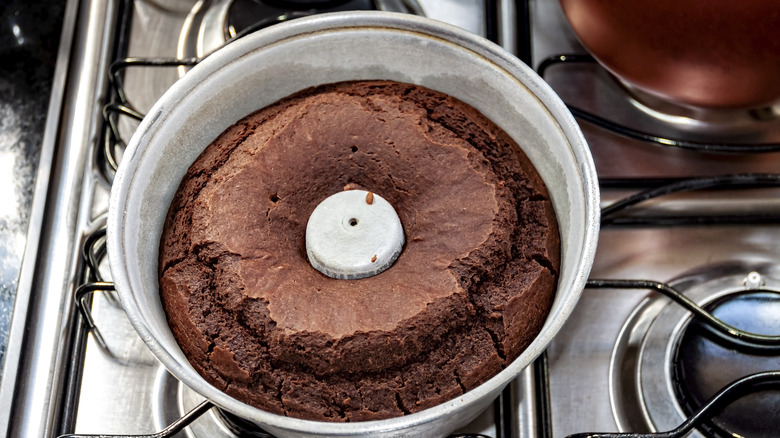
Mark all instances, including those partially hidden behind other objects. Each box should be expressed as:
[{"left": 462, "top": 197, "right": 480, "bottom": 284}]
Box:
[{"left": 6, "top": 0, "right": 779, "bottom": 437}]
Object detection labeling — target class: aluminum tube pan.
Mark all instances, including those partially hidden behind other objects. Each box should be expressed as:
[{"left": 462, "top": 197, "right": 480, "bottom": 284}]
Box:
[{"left": 108, "top": 11, "right": 599, "bottom": 438}]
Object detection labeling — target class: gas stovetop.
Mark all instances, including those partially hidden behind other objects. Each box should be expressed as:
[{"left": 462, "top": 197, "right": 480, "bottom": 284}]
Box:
[{"left": 6, "top": 1, "right": 779, "bottom": 437}]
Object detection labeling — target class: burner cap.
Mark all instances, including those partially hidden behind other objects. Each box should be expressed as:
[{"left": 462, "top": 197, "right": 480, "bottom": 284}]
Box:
[{"left": 673, "top": 291, "right": 780, "bottom": 438}]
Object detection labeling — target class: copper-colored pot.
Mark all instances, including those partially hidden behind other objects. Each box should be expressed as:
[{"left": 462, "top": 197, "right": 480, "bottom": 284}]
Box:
[{"left": 559, "top": 0, "right": 780, "bottom": 109}]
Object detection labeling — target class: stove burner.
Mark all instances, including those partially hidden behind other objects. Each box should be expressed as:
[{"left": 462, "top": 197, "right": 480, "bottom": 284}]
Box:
[
  {"left": 537, "top": 55, "right": 780, "bottom": 151},
  {"left": 620, "top": 80, "right": 780, "bottom": 135},
  {"left": 609, "top": 264, "right": 780, "bottom": 438},
  {"left": 177, "top": 0, "right": 423, "bottom": 66},
  {"left": 226, "top": 0, "right": 375, "bottom": 40},
  {"left": 673, "top": 291, "right": 780, "bottom": 438}
]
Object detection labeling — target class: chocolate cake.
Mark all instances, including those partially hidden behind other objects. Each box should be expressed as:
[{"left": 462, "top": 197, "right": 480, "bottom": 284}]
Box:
[{"left": 158, "top": 80, "right": 560, "bottom": 422}]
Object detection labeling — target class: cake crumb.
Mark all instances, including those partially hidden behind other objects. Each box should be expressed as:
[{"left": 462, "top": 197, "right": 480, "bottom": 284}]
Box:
[
  {"left": 371, "top": 254, "right": 377, "bottom": 263},
  {"left": 366, "top": 192, "right": 374, "bottom": 205}
]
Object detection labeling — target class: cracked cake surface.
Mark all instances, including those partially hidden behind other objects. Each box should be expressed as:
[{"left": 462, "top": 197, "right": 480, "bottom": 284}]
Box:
[{"left": 158, "top": 80, "right": 560, "bottom": 421}]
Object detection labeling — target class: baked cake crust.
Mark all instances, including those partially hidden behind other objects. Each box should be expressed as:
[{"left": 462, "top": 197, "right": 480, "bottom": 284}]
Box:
[{"left": 159, "top": 80, "right": 560, "bottom": 421}]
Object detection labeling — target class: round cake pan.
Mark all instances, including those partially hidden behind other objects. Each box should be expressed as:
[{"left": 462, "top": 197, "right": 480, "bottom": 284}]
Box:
[{"left": 108, "top": 11, "right": 599, "bottom": 438}]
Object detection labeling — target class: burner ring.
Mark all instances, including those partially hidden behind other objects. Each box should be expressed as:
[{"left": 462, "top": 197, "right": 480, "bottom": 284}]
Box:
[
  {"left": 617, "top": 76, "right": 780, "bottom": 135},
  {"left": 608, "top": 263, "right": 780, "bottom": 437},
  {"left": 673, "top": 290, "right": 780, "bottom": 438},
  {"left": 177, "top": 0, "right": 424, "bottom": 76}
]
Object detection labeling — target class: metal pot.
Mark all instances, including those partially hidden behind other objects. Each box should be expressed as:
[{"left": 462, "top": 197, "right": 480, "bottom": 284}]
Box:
[
  {"left": 559, "top": 0, "right": 780, "bottom": 110},
  {"left": 107, "top": 11, "right": 599, "bottom": 438}
]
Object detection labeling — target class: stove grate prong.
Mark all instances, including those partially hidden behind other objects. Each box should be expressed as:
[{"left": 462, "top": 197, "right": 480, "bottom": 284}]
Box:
[
  {"left": 100, "top": 57, "right": 202, "bottom": 183},
  {"left": 75, "top": 282, "right": 115, "bottom": 353},
  {"left": 586, "top": 279, "right": 780, "bottom": 351},
  {"left": 599, "top": 173, "right": 780, "bottom": 225},
  {"left": 57, "top": 400, "right": 215, "bottom": 438}
]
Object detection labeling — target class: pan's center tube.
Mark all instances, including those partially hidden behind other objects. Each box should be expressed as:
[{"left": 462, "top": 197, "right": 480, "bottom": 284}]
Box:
[{"left": 305, "top": 190, "right": 404, "bottom": 279}]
